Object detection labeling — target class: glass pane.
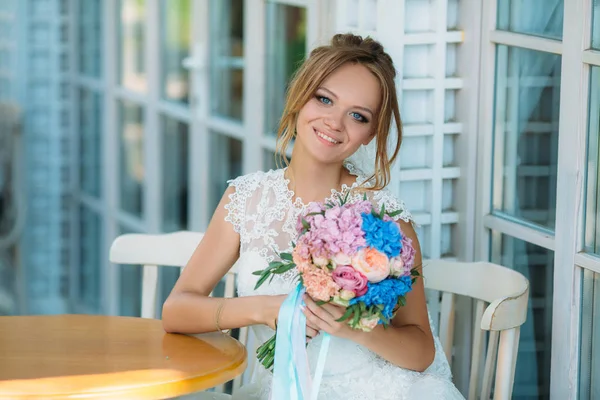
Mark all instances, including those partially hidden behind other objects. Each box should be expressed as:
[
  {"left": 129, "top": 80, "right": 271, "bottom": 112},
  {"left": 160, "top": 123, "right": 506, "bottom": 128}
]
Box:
[
  {"left": 593, "top": 0, "right": 600, "bottom": 49},
  {"left": 209, "top": 133, "right": 242, "bottom": 214},
  {"left": 497, "top": 0, "right": 564, "bottom": 39},
  {"left": 118, "top": 226, "right": 142, "bottom": 317},
  {"left": 118, "top": 0, "right": 146, "bottom": 92},
  {"left": 79, "top": 206, "right": 102, "bottom": 313},
  {"left": 580, "top": 268, "right": 600, "bottom": 399},
  {"left": 263, "top": 149, "right": 278, "bottom": 171},
  {"left": 160, "top": 0, "right": 191, "bottom": 103},
  {"left": 492, "top": 45, "right": 561, "bottom": 230},
  {"left": 586, "top": 67, "right": 600, "bottom": 255},
  {"left": 157, "top": 267, "right": 180, "bottom": 319},
  {"left": 78, "top": 0, "right": 102, "bottom": 77},
  {"left": 162, "top": 116, "right": 189, "bottom": 232},
  {"left": 265, "top": 3, "right": 307, "bottom": 135},
  {"left": 490, "top": 232, "right": 554, "bottom": 398},
  {"left": 118, "top": 100, "right": 144, "bottom": 217},
  {"left": 78, "top": 89, "right": 102, "bottom": 197},
  {"left": 209, "top": 0, "right": 244, "bottom": 120}
]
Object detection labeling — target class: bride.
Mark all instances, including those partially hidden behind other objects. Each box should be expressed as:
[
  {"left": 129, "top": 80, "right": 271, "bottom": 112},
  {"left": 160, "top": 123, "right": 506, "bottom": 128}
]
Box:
[{"left": 162, "top": 33, "right": 465, "bottom": 400}]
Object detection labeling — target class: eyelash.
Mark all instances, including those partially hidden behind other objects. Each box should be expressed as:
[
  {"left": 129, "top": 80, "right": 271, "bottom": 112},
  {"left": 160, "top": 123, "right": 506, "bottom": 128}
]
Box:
[{"left": 315, "top": 95, "right": 369, "bottom": 123}]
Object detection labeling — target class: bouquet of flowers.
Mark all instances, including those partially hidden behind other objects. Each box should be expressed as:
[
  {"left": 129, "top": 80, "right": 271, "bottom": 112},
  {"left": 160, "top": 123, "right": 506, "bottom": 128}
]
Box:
[{"left": 254, "top": 192, "right": 419, "bottom": 371}]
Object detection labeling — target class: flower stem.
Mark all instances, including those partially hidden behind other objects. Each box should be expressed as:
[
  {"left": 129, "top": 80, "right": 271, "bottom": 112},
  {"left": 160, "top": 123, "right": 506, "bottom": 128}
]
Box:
[{"left": 256, "top": 333, "right": 277, "bottom": 371}]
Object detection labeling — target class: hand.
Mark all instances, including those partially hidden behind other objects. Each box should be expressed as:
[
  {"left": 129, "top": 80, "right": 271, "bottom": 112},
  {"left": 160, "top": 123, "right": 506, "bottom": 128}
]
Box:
[
  {"left": 262, "top": 295, "right": 286, "bottom": 330},
  {"left": 301, "top": 294, "right": 358, "bottom": 341},
  {"left": 262, "top": 295, "right": 320, "bottom": 341}
]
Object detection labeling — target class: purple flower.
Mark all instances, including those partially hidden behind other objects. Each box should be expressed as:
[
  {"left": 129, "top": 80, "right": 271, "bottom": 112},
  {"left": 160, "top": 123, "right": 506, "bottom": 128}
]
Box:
[
  {"left": 400, "top": 235, "right": 416, "bottom": 269},
  {"left": 297, "top": 201, "right": 367, "bottom": 259}
]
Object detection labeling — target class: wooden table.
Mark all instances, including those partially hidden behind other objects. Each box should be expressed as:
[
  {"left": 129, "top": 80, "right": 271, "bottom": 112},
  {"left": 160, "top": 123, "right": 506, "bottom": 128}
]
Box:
[{"left": 0, "top": 314, "right": 247, "bottom": 399}]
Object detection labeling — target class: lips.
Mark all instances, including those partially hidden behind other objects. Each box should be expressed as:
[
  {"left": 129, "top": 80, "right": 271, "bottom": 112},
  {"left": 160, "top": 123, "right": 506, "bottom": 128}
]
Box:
[{"left": 314, "top": 128, "right": 341, "bottom": 145}]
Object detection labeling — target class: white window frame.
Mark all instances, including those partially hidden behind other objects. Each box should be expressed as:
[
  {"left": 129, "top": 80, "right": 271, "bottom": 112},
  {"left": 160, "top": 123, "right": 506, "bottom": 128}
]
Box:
[{"left": 476, "top": 0, "right": 600, "bottom": 398}]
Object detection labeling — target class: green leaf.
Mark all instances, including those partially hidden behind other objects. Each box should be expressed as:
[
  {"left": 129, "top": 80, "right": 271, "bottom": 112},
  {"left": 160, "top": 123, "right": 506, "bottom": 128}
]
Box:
[
  {"left": 306, "top": 212, "right": 324, "bottom": 217},
  {"left": 268, "top": 261, "right": 284, "bottom": 269},
  {"left": 315, "top": 300, "right": 328, "bottom": 306},
  {"left": 379, "top": 203, "right": 386, "bottom": 219},
  {"left": 336, "top": 306, "right": 354, "bottom": 323},
  {"left": 252, "top": 270, "right": 264, "bottom": 276},
  {"left": 276, "top": 262, "right": 296, "bottom": 274},
  {"left": 363, "top": 193, "right": 368, "bottom": 201},
  {"left": 387, "top": 209, "right": 403, "bottom": 217},
  {"left": 302, "top": 218, "right": 310, "bottom": 230},
  {"left": 280, "top": 252, "right": 294, "bottom": 261},
  {"left": 398, "top": 296, "right": 406, "bottom": 307},
  {"left": 359, "top": 302, "right": 366, "bottom": 313},
  {"left": 254, "top": 272, "right": 271, "bottom": 290},
  {"left": 352, "top": 306, "right": 361, "bottom": 326}
]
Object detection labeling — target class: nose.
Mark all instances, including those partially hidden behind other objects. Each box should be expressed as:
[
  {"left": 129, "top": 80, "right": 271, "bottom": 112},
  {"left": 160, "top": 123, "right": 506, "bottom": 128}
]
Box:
[{"left": 323, "top": 110, "right": 343, "bottom": 131}]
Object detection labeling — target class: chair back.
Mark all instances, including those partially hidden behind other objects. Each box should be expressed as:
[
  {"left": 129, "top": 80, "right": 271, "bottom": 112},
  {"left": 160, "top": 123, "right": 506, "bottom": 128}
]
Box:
[{"left": 423, "top": 260, "right": 530, "bottom": 400}]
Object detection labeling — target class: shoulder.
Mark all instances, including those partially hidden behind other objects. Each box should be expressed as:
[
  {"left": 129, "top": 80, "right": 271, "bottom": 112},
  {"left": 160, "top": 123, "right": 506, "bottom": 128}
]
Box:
[
  {"left": 224, "top": 168, "right": 284, "bottom": 211},
  {"left": 227, "top": 169, "right": 283, "bottom": 194}
]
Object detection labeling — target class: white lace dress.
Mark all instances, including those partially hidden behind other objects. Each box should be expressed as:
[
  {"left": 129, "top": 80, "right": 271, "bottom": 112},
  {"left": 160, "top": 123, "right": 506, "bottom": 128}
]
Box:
[{"left": 225, "top": 167, "right": 465, "bottom": 400}]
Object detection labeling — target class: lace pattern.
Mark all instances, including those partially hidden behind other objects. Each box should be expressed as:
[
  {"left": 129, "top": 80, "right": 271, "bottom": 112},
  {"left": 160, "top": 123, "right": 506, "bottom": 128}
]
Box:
[{"left": 225, "top": 166, "right": 414, "bottom": 295}]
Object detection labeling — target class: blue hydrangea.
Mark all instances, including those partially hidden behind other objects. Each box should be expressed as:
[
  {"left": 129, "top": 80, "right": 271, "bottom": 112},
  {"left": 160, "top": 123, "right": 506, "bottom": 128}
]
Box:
[
  {"left": 361, "top": 213, "right": 403, "bottom": 258},
  {"left": 349, "top": 276, "right": 413, "bottom": 320}
]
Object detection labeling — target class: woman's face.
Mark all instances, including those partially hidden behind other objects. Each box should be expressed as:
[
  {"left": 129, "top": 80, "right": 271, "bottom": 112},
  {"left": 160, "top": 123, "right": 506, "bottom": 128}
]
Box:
[{"left": 295, "top": 62, "right": 382, "bottom": 165}]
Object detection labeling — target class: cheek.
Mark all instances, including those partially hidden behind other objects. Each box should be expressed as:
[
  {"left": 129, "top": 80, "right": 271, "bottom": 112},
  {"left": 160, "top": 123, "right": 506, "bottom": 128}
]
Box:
[
  {"left": 347, "top": 123, "right": 373, "bottom": 145},
  {"left": 297, "top": 101, "right": 320, "bottom": 124}
]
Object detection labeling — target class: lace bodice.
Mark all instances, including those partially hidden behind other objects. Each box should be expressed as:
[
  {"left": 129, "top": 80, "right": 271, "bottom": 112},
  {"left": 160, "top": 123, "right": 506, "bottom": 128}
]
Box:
[
  {"left": 225, "top": 167, "right": 413, "bottom": 296},
  {"left": 224, "top": 167, "right": 465, "bottom": 400}
]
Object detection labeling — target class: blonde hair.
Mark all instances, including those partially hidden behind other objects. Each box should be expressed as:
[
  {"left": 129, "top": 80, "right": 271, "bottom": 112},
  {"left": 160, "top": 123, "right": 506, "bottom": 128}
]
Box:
[{"left": 275, "top": 33, "right": 402, "bottom": 191}]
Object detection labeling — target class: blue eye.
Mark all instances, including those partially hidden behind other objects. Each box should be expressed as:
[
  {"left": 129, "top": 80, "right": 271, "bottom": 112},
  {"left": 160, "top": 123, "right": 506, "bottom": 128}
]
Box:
[
  {"left": 350, "top": 112, "right": 367, "bottom": 123},
  {"left": 317, "top": 95, "right": 332, "bottom": 105}
]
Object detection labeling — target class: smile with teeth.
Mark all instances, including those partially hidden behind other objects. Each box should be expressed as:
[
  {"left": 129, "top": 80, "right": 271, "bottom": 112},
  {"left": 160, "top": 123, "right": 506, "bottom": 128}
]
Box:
[{"left": 316, "top": 130, "right": 340, "bottom": 144}]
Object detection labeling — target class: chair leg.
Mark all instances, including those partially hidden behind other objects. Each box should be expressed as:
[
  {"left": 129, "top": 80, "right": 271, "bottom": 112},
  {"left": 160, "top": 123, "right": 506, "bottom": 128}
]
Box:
[{"left": 493, "top": 328, "right": 520, "bottom": 400}]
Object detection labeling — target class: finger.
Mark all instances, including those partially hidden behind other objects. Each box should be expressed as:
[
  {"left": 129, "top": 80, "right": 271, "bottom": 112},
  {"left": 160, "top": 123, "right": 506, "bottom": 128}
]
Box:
[
  {"left": 306, "top": 320, "right": 320, "bottom": 331},
  {"left": 319, "top": 303, "right": 345, "bottom": 319},
  {"left": 306, "top": 326, "right": 319, "bottom": 338},
  {"left": 303, "top": 297, "right": 335, "bottom": 326},
  {"left": 301, "top": 304, "right": 329, "bottom": 331}
]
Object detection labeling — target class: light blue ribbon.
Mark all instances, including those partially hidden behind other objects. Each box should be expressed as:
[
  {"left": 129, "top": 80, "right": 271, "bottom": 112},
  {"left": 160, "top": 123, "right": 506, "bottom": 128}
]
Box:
[{"left": 271, "top": 283, "right": 331, "bottom": 400}]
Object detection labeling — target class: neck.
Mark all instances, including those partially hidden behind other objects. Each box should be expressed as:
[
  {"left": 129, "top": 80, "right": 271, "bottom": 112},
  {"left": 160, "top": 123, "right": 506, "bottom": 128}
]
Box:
[{"left": 286, "top": 157, "right": 346, "bottom": 205}]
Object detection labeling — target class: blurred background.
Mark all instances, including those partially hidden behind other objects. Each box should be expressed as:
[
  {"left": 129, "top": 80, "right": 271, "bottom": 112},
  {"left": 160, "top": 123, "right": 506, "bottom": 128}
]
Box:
[{"left": 0, "top": 0, "right": 599, "bottom": 398}]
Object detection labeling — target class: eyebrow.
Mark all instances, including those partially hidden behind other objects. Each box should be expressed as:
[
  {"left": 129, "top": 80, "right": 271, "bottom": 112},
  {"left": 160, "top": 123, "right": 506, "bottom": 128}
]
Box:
[{"left": 318, "top": 87, "right": 374, "bottom": 116}]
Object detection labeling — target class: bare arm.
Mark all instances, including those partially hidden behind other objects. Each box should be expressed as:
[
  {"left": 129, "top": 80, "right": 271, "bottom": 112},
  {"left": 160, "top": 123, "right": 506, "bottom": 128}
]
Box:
[
  {"left": 302, "top": 219, "right": 435, "bottom": 372},
  {"left": 162, "top": 186, "right": 285, "bottom": 334}
]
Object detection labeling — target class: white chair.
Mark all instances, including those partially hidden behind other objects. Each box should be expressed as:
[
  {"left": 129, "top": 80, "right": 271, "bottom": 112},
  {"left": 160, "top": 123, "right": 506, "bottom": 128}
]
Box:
[
  {"left": 111, "top": 231, "right": 529, "bottom": 400},
  {"left": 423, "top": 260, "right": 529, "bottom": 400},
  {"left": 109, "top": 231, "right": 248, "bottom": 399}
]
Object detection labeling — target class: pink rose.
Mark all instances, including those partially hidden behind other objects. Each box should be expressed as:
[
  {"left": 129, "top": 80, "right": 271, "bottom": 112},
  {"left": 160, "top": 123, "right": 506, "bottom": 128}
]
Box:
[
  {"left": 332, "top": 265, "right": 368, "bottom": 296},
  {"left": 331, "top": 252, "right": 352, "bottom": 268},
  {"left": 312, "top": 255, "right": 329, "bottom": 268},
  {"left": 390, "top": 257, "right": 406, "bottom": 277},
  {"left": 352, "top": 247, "right": 391, "bottom": 283},
  {"left": 357, "top": 315, "right": 379, "bottom": 332}
]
